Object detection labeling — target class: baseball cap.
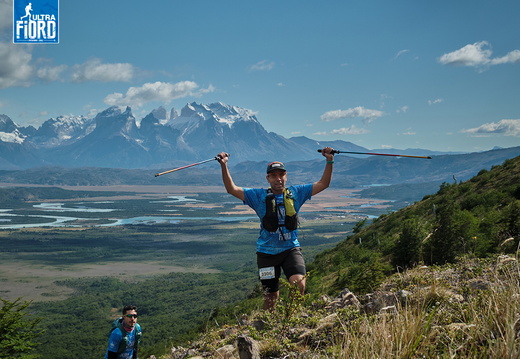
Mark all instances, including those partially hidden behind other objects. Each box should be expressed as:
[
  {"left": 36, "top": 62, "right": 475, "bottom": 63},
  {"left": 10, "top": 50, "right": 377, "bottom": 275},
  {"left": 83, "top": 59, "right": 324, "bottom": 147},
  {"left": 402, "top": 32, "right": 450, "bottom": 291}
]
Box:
[{"left": 266, "top": 161, "right": 286, "bottom": 173}]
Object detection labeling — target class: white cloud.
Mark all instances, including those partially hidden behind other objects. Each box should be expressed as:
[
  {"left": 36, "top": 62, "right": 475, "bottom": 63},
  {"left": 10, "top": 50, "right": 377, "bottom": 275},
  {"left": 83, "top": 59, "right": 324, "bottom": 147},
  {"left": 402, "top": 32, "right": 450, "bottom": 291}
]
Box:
[
  {"left": 461, "top": 119, "right": 520, "bottom": 137},
  {"left": 0, "top": 46, "right": 136, "bottom": 87},
  {"left": 36, "top": 64, "right": 67, "bottom": 82},
  {"left": 490, "top": 50, "right": 520, "bottom": 65},
  {"left": 0, "top": 0, "right": 12, "bottom": 33},
  {"left": 428, "top": 98, "right": 443, "bottom": 105},
  {"left": 438, "top": 41, "right": 520, "bottom": 69},
  {"left": 439, "top": 41, "right": 492, "bottom": 67},
  {"left": 397, "top": 106, "right": 409, "bottom": 113},
  {"left": 320, "top": 106, "right": 384, "bottom": 123},
  {"left": 104, "top": 81, "right": 215, "bottom": 107},
  {"left": 0, "top": 43, "right": 33, "bottom": 88},
  {"left": 86, "top": 107, "right": 100, "bottom": 118},
  {"left": 72, "top": 58, "right": 135, "bottom": 82},
  {"left": 249, "top": 60, "right": 275, "bottom": 71},
  {"left": 0, "top": 0, "right": 31, "bottom": 88},
  {"left": 393, "top": 49, "right": 410, "bottom": 60},
  {"left": 330, "top": 125, "right": 370, "bottom": 135}
]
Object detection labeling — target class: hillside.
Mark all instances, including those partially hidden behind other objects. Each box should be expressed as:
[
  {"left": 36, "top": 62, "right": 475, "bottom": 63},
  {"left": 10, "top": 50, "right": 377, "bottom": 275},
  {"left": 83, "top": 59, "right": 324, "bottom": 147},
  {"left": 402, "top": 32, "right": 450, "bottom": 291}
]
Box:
[
  {"left": 308, "top": 155, "right": 520, "bottom": 295},
  {"left": 156, "top": 156, "right": 520, "bottom": 359},
  {"left": 162, "top": 256, "right": 519, "bottom": 359}
]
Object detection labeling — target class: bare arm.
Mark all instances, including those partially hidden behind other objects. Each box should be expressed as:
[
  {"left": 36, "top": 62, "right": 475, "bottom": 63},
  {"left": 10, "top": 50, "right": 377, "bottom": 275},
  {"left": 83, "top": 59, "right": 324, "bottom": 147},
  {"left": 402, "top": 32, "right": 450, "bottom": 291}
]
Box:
[
  {"left": 312, "top": 147, "right": 335, "bottom": 196},
  {"left": 217, "top": 152, "right": 245, "bottom": 201}
]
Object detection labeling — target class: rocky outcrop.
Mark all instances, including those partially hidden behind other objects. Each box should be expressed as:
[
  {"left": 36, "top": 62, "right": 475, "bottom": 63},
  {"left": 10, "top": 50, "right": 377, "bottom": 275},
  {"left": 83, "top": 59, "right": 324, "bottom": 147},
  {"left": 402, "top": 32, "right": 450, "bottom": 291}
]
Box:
[{"left": 153, "top": 256, "right": 518, "bottom": 359}]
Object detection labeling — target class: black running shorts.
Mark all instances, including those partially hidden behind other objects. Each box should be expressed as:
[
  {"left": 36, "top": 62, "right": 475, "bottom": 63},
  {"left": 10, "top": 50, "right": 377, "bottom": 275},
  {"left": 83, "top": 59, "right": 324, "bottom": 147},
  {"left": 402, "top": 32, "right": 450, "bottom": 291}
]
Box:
[{"left": 256, "top": 247, "right": 306, "bottom": 293}]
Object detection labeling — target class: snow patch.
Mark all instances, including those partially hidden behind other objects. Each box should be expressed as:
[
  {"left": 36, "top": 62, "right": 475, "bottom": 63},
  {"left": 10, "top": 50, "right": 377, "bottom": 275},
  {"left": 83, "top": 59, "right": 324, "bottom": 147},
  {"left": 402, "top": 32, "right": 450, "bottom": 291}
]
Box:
[{"left": 0, "top": 130, "right": 25, "bottom": 144}]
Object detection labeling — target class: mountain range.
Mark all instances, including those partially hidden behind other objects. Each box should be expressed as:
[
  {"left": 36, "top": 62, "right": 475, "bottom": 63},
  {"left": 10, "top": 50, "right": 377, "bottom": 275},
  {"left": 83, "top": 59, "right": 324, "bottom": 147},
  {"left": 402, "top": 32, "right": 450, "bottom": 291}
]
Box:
[
  {"left": 0, "top": 102, "right": 454, "bottom": 170},
  {"left": 1, "top": 102, "right": 519, "bottom": 193}
]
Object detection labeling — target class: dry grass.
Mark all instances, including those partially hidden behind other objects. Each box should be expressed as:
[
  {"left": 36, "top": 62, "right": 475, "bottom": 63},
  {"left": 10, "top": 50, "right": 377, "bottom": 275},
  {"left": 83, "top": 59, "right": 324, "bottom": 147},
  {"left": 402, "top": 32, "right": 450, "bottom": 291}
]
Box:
[
  {"left": 332, "top": 256, "right": 520, "bottom": 359},
  {"left": 164, "top": 255, "right": 519, "bottom": 359}
]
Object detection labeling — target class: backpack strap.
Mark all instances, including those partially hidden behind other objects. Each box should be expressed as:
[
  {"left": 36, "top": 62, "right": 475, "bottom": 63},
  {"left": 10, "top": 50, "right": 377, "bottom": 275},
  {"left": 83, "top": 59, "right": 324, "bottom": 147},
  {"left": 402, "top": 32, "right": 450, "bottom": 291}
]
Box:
[
  {"left": 262, "top": 188, "right": 279, "bottom": 232},
  {"left": 116, "top": 320, "right": 129, "bottom": 354},
  {"left": 134, "top": 323, "right": 142, "bottom": 349},
  {"left": 115, "top": 321, "right": 142, "bottom": 354}
]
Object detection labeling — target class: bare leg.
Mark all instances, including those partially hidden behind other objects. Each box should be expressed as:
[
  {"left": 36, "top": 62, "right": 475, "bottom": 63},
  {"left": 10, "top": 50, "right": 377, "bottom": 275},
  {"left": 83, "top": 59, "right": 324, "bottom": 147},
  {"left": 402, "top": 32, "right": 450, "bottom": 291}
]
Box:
[
  {"left": 263, "top": 290, "right": 279, "bottom": 311},
  {"left": 288, "top": 274, "right": 306, "bottom": 295}
]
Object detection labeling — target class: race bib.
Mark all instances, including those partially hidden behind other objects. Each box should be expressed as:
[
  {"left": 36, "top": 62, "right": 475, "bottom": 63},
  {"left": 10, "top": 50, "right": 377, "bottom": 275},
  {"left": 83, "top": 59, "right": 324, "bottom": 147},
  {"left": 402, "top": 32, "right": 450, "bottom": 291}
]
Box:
[{"left": 259, "top": 266, "right": 275, "bottom": 280}]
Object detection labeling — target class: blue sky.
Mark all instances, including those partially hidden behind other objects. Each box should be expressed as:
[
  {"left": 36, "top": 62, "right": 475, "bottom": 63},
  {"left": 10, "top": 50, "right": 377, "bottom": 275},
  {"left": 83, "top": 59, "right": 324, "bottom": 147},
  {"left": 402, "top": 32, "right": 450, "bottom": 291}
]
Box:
[{"left": 1, "top": 0, "right": 519, "bottom": 153}]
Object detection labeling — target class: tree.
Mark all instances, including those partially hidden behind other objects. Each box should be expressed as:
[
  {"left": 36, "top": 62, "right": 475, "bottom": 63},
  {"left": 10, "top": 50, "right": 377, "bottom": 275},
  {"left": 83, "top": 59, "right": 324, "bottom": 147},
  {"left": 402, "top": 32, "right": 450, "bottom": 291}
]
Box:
[
  {"left": 0, "top": 297, "right": 44, "bottom": 359},
  {"left": 352, "top": 218, "right": 368, "bottom": 234},
  {"left": 425, "top": 201, "right": 478, "bottom": 265},
  {"left": 392, "top": 218, "right": 423, "bottom": 269}
]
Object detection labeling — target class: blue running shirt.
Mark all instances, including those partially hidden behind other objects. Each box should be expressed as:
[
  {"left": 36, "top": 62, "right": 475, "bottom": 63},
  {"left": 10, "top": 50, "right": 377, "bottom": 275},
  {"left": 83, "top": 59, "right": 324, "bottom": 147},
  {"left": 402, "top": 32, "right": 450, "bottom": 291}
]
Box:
[
  {"left": 105, "top": 327, "right": 136, "bottom": 359},
  {"left": 243, "top": 184, "right": 313, "bottom": 255}
]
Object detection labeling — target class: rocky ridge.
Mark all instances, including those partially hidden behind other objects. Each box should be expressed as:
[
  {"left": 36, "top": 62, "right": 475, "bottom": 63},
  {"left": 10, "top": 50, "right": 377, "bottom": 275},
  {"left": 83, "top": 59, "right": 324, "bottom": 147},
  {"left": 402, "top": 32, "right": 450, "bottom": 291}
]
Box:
[{"left": 149, "top": 255, "right": 519, "bottom": 359}]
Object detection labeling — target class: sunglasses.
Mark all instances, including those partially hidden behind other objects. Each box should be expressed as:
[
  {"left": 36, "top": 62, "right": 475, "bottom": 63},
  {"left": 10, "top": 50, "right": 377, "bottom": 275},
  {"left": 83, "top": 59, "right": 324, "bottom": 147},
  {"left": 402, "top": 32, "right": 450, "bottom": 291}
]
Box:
[{"left": 124, "top": 314, "right": 138, "bottom": 319}]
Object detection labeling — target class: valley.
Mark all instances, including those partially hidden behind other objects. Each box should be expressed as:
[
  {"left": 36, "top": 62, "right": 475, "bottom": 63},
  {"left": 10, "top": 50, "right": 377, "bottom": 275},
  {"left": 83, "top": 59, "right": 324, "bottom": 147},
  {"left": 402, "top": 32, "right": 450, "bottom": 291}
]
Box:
[{"left": 0, "top": 185, "right": 390, "bottom": 302}]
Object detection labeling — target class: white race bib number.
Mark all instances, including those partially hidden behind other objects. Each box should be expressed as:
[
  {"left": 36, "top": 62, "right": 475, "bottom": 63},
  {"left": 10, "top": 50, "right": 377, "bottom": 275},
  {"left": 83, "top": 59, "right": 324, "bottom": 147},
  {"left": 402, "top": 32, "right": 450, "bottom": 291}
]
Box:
[{"left": 259, "top": 266, "right": 275, "bottom": 280}]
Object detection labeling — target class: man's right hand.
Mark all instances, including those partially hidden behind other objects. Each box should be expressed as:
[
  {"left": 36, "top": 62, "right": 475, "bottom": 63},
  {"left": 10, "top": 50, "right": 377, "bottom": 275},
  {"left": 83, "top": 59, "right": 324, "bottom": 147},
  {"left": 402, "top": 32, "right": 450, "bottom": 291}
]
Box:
[{"left": 217, "top": 152, "right": 230, "bottom": 165}]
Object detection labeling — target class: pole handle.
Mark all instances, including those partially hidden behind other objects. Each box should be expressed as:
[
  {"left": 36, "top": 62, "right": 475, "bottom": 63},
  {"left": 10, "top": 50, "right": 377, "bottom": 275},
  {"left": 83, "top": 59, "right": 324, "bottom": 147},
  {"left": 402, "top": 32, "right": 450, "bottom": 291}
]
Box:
[{"left": 317, "top": 149, "right": 340, "bottom": 154}]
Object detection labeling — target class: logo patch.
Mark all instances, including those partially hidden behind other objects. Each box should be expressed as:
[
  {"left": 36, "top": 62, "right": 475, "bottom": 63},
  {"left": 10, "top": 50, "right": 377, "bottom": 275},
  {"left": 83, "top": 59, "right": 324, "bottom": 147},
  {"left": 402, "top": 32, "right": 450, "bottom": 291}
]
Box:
[{"left": 13, "top": 0, "right": 59, "bottom": 44}]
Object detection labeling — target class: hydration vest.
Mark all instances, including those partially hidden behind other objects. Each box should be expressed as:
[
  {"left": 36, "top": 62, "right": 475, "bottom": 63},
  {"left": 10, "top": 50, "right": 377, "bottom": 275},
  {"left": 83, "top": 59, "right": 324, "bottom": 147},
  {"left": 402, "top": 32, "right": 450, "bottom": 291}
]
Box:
[
  {"left": 108, "top": 317, "right": 142, "bottom": 354},
  {"left": 262, "top": 188, "right": 298, "bottom": 233}
]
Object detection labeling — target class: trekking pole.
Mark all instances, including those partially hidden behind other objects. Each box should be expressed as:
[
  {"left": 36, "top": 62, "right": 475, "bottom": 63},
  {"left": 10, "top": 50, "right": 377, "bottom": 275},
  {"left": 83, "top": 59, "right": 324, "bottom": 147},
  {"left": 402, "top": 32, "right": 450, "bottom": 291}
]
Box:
[
  {"left": 154, "top": 155, "right": 223, "bottom": 177},
  {"left": 318, "top": 149, "right": 432, "bottom": 159}
]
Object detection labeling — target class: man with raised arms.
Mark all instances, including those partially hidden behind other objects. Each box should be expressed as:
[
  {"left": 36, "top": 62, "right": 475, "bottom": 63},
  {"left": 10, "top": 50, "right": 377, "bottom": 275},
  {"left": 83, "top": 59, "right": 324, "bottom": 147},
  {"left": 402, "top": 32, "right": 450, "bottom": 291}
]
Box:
[{"left": 216, "top": 147, "right": 335, "bottom": 310}]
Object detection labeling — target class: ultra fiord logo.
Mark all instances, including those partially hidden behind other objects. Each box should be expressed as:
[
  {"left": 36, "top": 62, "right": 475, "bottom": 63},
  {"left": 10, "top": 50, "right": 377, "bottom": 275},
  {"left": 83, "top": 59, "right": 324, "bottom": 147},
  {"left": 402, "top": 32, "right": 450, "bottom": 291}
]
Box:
[{"left": 13, "top": 0, "right": 59, "bottom": 44}]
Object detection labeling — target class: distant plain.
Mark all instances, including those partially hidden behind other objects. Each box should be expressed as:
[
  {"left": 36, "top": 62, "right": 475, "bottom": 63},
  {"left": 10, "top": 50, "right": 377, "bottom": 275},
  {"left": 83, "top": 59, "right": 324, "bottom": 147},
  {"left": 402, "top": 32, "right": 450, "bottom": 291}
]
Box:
[{"left": 0, "top": 185, "right": 390, "bottom": 302}]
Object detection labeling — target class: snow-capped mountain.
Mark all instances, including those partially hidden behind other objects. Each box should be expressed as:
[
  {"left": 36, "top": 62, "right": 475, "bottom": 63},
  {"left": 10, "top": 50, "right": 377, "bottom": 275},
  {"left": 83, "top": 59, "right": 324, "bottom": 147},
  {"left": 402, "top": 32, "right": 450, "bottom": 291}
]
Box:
[
  {"left": 168, "top": 102, "right": 258, "bottom": 129},
  {"left": 45, "top": 106, "right": 154, "bottom": 168},
  {"left": 0, "top": 102, "right": 361, "bottom": 169},
  {"left": 31, "top": 115, "right": 95, "bottom": 148},
  {"left": 164, "top": 102, "right": 315, "bottom": 163},
  {"left": 0, "top": 114, "right": 26, "bottom": 144},
  {"left": 150, "top": 105, "right": 179, "bottom": 124}
]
